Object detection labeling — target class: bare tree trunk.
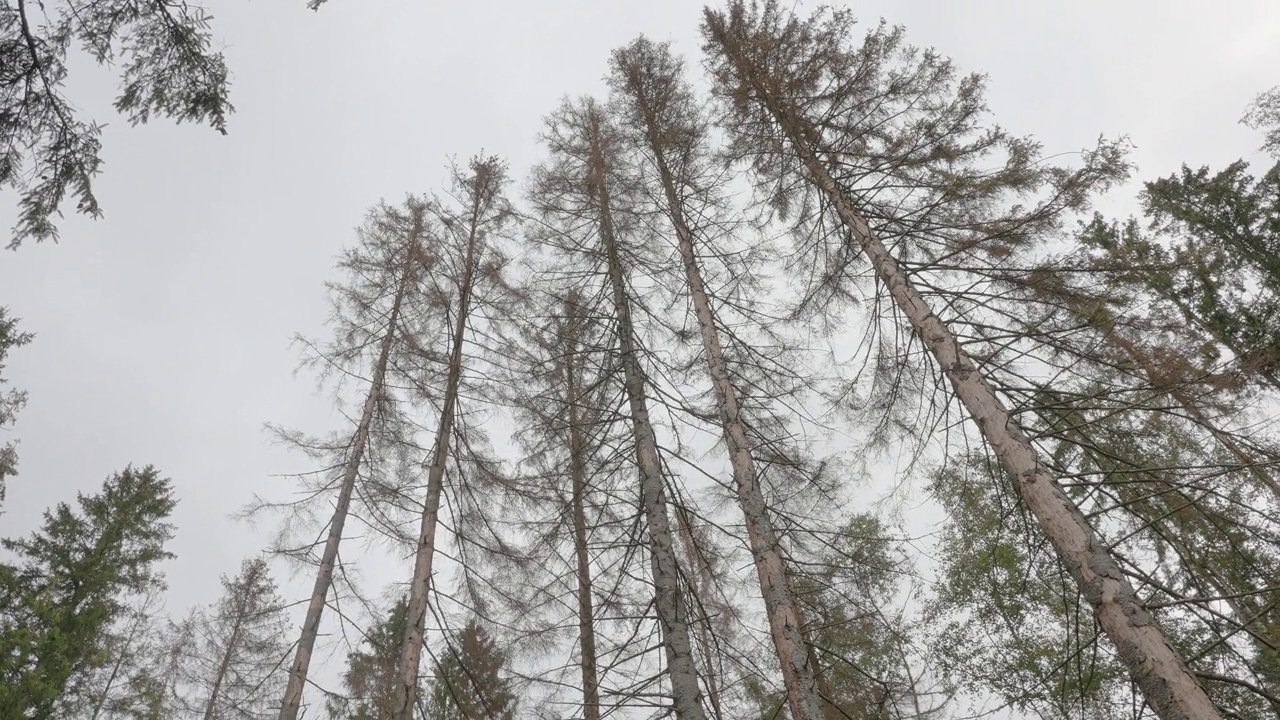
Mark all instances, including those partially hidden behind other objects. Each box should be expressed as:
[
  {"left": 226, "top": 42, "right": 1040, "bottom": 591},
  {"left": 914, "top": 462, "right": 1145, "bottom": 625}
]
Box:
[
  {"left": 586, "top": 110, "right": 707, "bottom": 720},
  {"left": 1055, "top": 406, "right": 1280, "bottom": 712},
  {"left": 652, "top": 126, "right": 824, "bottom": 720},
  {"left": 391, "top": 194, "right": 484, "bottom": 720},
  {"left": 676, "top": 509, "right": 727, "bottom": 720},
  {"left": 694, "top": 608, "right": 726, "bottom": 720},
  {"left": 203, "top": 609, "right": 246, "bottom": 720},
  {"left": 609, "top": 43, "right": 826, "bottom": 717},
  {"left": 794, "top": 603, "right": 843, "bottom": 720},
  {"left": 564, "top": 296, "right": 604, "bottom": 720},
  {"left": 88, "top": 594, "right": 158, "bottom": 720},
  {"left": 715, "top": 48, "right": 1222, "bottom": 719},
  {"left": 278, "top": 227, "right": 420, "bottom": 720}
]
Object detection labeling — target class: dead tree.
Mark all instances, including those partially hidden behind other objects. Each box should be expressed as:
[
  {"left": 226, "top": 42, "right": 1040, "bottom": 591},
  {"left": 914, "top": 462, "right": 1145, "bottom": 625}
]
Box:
[
  {"left": 702, "top": 4, "right": 1222, "bottom": 719},
  {"left": 272, "top": 201, "right": 429, "bottom": 720},
  {"left": 609, "top": 37, "right": 826, "bottom": 720},
  {"left": 391, "top": 156, "right": 520, "bottom": 720},
  {"left": 527, "top": 95, "right": 709, "bottom": 719}
]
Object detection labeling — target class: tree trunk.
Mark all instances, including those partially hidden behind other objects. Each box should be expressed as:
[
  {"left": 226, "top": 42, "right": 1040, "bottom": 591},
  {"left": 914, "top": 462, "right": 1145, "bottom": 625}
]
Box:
[
  {"left": 795, "top": 603, "right": 842, "bottom": 720},
  {"left": 203, "top": 609, "right": 246, "bottom": 720},
  {"left": 702, "top": 20, "right": 1224, "bottom": 719},
  {"left": 676, "top": 508, "right": 727, "bottom": 720},
  {"left": 586, "top": 110, "right": 708, "bottom": 720},
  {"left": 391, "top": 195, "right": 484, "bottom": 720},
  {"left": 639, "top": 110, "right": 826, "bottom": 720},
  {"left": 817, "top": 146, "right": 1221, "bottom": 720},
  {"left": 278, "top": 228, "right": 420, "bottom": 720},
  {"left": 88, "top": 599, "right": 154, "bottom": 720},
  {"left": 564, "top": 296, "right": 603, "bottom": 720},
  {"left": 1057, "top": 407, "right": 1280, "bottom": 713}
]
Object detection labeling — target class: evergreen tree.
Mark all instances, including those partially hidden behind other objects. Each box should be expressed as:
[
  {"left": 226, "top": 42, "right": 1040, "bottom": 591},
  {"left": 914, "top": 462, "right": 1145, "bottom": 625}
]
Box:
[
  {"left": 2, "top": 0, "right": 232, "bottom": 246},
  {"left": 428, "top": 620, "right": 517, "bottom": 720},
  {"left": 0, "top": 308, "right": 32, "bottom": 506},
  {"left": 1243, "top": 85, "right": 1280, "bottom": 159},
  {"left": 328, "top": 599, "right": 420, "bottom": 720},
  {"left": 1012, "top": 110, "right": 1280, "bottom": 719},
  {"left": 1082, "top": 160, "right": 1280, "bottom": 392},
  {"left": 0, "top": 465, "right": 177, "bottom": 718}
]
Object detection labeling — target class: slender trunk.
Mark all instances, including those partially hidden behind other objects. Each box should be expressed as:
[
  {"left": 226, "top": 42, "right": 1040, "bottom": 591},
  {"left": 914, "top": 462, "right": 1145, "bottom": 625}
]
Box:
[
  {"left": 88, "top": 604, "right": 152, "bottom": 720},
  {"left": 586, "top": 111, "right": 707, "bottom": 720},
  {"left": 203, "top": 610, "right": 247, "bottom": 720},
  {"left": 795, "top": 603, "right": 842, "bottom": 720},
  {"left": 391, "top": 198, "right": 484, "bottom": 720},
  {"left": 638, "top": 110, "right": 825, "bottom": 720},
  {"left": 696, "top": 615, "right": 725, "bottom": 720},
  {"left": 676, "top": 509, "right": 726, "bottom": 720},
  {"left": 703, "top": 23, "right": 1223, "bottom": 719},
  {"left": 88, "top": 653, "right": 127, "bottom": 720},
  {"left": 565, "top": 297, "right": 604, "bottom": 720},
  {"left": 278, "top": 234, "right": 419, "bottom": 720}
]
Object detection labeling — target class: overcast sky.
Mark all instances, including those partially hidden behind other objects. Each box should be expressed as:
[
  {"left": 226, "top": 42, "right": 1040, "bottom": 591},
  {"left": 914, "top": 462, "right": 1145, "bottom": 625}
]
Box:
[{"left": 1, "top": 0, "right": 1278, "bottom": 695}]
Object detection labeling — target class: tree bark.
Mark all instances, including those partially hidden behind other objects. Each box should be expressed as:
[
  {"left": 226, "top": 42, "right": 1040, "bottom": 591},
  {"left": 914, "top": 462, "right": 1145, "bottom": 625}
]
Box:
[
  {"left": 632, "top": 100, "right": 826, "bottom": 720},
  {"left": 564, "top": 295, "right": 603, "bottom": 720},
  {"left": 703, "top": 16, "right": 1224, "bottom": 719},
  {"left": 675, "top": 508, "right": 727, "bottom": 720},
  {"left": 586, "top": 109, "right": 707, "bottom": 720},
  {"left": 203, "top": 603, "right": 247, "bottom": 720},
  {"left": 278, "top": 218, "right": 420, "bottom": 720},
  {"left": 391, "top": 191, "right": 484, "bottom": 720}
]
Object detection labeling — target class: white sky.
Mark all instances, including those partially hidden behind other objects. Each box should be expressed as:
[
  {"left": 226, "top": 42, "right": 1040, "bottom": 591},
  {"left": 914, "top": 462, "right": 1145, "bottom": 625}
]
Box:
[{"left": 1, "top": 0, "right": 1278, "bottom": 706}]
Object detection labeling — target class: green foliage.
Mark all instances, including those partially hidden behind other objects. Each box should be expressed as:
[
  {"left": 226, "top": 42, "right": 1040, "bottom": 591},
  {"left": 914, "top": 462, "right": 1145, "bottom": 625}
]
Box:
[
  {"left": 0, "top": 465, "right": 177, "bottom": 719},
  {"left": 928, "top": 427, "right": 1280, "bottom": 720},
  {"left": 927, "top": 457, "right": 1132, "bottom": 719},
  {"left": 328, "top": 599, "right": 414, "bottom": 720},
  {"left": 429, "top": 619, "right": 517, "bottom": 720},
  {"left": 1, "top": 0, "right": 232, "bottom": 246},
  {"left": 1082, "top": 160, "right": 1280, "bottom": 383},
  {"left": 1243, "top": 86, "right": 1280, "bottom": 159},
  {"left": 747, "top": 515, "right": 942, "bottom": 720},
  {"left": 0, "top": 308, "right": 33, "bottom": 504}
]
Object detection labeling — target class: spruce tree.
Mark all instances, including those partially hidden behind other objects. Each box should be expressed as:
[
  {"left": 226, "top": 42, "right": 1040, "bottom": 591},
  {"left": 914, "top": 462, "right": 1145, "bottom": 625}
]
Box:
[
  {"left": 2, "top": 0, "right": 232, "bottom": 246},
  {"left": 701, "top": 3, "right": 1221, "bottom": 718},
  {"left": 0, "top": 465, "right": 177, "bottom": 718},
  {"left": 429, "top": 619, "right": 517, "bottom": 720},
  {"left": 0, "top": 308, "right": 32, "bottom": 507},
  {"left": 327, "top": 599, "right": 418, "bottom": 720}
]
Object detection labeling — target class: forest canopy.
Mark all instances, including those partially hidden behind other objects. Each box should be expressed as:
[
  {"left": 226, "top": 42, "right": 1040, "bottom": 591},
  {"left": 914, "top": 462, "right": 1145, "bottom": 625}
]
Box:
[{"left": 1, "top": 2, "right": 1276, "bottom": 720}]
